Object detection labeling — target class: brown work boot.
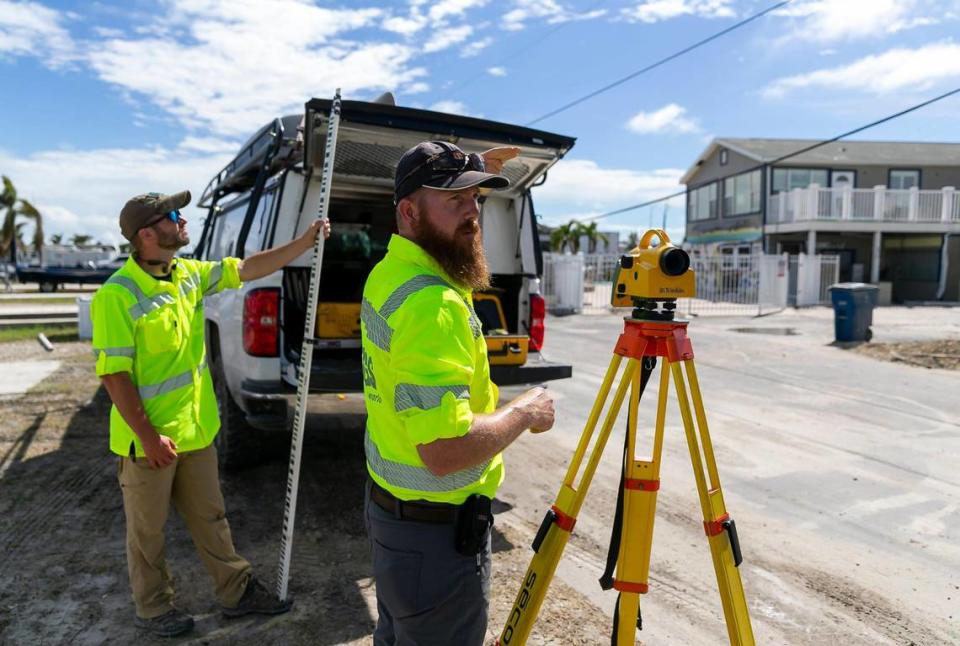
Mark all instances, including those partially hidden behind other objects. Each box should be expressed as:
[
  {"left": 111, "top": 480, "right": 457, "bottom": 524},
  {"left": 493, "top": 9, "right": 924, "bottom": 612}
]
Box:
[
  {"left": 134, "top": 608, "right": 195, "bottom": 637},
  {"left": 222, "top": 578, "right": 293, "bottom": 618}
]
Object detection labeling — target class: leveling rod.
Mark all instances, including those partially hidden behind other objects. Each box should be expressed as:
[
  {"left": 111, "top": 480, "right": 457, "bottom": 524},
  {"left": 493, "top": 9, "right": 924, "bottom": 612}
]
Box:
[{"left": 276, "top": 89, "right": 342, "bottom": 602}]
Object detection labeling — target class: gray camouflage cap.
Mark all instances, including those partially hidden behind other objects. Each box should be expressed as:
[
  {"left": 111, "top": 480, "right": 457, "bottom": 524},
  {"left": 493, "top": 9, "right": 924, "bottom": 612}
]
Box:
[{"left": 119, "top": 190, "right": 191, "bottom": 241}]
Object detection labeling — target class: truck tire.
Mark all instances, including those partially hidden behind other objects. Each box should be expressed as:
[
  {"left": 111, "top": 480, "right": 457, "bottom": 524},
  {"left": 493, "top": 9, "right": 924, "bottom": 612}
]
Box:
[
  {"left": 39, "top": 280, "right": 58, "bottom": 293},
  {"left": 211, "top": 353, "right": 263, "bottom": 470}
]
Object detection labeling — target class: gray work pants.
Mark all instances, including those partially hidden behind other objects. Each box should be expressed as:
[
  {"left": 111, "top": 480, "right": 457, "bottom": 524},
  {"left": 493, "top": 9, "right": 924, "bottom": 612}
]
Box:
[{"left": 364, "top": 481, "right": 492, "bottom": 646}]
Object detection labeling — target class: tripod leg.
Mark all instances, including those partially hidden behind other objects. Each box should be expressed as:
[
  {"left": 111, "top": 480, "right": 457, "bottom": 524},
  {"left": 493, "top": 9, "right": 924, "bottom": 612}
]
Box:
[
  {"left": 499, "top": 354, "right": 639, "bottom": 646},
  {"left": 670, "top": 359, "right": 755, "bottom": 646},
  {"left": 611, "top": 359, "right": 668, "bottom": 645}
]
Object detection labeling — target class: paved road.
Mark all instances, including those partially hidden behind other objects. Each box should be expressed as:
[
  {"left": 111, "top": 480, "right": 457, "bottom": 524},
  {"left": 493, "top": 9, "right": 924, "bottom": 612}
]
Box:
[{"left": 497, "top": 305, "right": 960, "bottom": 645}]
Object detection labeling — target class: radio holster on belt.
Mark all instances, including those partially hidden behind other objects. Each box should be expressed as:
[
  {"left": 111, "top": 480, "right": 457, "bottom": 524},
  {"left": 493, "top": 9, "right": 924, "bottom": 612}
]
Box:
[{"left": 455, "top": 494, "right": 493, "bottom": 556}]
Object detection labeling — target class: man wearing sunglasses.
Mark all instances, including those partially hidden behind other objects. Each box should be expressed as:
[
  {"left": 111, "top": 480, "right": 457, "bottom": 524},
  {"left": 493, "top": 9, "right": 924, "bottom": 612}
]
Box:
[
  {"left": 361, "top": 142, "right": 556, "bottom": 645},
  {"left": 91, "top": 190, "right": 329, "bottom": 637}
]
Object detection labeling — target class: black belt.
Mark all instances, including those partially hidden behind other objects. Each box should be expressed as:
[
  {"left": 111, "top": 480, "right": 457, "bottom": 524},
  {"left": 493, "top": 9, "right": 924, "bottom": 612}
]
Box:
[{"left": 369, "top": 481, "right": 459, "bottom": 524}]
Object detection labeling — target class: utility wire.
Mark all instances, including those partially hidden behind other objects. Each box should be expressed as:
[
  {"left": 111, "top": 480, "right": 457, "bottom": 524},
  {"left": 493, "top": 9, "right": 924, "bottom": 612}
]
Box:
[
  {"left": 526, "top": 0, "right": 790, "bottom": 126},
  {"left": 443, "top": 0, "right": 607, "bottom": 101},
  {"left": 585, "top": 85, "right": 960, "bottom": 222}
]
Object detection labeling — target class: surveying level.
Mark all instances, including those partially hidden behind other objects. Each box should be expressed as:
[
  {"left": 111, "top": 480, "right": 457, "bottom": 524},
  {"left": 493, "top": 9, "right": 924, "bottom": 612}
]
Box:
[
  {"left": 275, "top": 90, "right": 342, "bottom": 602},
  {"left": 499, "top": 230, "right": 754, "bottom": 645}
]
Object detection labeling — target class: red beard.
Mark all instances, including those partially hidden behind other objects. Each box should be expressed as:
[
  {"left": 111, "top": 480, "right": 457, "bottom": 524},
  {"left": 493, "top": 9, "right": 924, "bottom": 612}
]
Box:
[{"left": 412, "top": 216, "right": 490, "bottom": 291}]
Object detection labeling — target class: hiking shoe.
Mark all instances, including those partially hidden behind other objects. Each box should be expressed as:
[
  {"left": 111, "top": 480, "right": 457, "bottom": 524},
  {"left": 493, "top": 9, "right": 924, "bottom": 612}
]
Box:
[
  {"left": 134, "top": 608, "right": 195, "bottom": 637},
  {"left": 222, "top": 578, "right": 293, "bottom": 618}
]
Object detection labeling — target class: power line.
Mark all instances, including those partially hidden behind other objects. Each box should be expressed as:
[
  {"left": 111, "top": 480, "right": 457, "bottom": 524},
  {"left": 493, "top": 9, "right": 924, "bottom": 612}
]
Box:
[
  {"left": 584, "top": 85, "right": 960, "bottom": 222},
  {"left": 525, "top": 0, "right": 790, "bottom": 126}
]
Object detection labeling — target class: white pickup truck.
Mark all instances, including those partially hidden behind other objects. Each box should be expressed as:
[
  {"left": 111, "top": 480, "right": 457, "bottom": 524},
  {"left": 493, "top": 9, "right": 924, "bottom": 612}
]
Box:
[{"left": 192, "top": 94, "right": 576, "bottom": 468}]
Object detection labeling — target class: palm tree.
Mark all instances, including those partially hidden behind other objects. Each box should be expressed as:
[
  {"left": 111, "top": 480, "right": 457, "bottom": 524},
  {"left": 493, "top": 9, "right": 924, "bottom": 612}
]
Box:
[
  {"left": 580, "top": 221, "right": 607, "bottom": 254},
  {"left": 70, "top": 233, "right": 93, "bottom": 247},
  {"left": 549, "top": 220, "right": 582, "bottom": 253},
  {"left": 50, "top": 233, "right": 64, "bottom": 245},
  {"left": 18, "top": 199, "right": 44, "bottom": 264},
  {"left": 1, "top": 175, "right": 45, "bottom": 265}
]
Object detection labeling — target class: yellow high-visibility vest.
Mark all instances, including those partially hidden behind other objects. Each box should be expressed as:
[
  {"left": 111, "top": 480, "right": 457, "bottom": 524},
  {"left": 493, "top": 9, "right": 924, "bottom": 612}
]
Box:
[
  {"left": 361, "top": 235, "right": 502, "bottom": 504},
  {"left": 91, "top": 255, "right": 242, "bottom": 457}
]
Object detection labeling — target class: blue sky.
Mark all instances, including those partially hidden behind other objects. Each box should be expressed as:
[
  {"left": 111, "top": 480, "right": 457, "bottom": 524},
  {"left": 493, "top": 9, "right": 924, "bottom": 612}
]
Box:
[{"left": 2, "top": 0, "right": 960, "bottom": 250}]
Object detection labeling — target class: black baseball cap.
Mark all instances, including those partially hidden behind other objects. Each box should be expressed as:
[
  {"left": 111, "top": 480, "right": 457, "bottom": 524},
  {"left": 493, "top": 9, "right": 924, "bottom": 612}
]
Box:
[{"left": 394, "top": 141, "right": 509, "bottom": 204}]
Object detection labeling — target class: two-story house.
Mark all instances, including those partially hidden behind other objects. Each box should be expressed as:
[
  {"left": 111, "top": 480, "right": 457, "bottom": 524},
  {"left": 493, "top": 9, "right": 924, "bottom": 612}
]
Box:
[{"left": 681, "top": 138, "right": 960, "bottom": 302}]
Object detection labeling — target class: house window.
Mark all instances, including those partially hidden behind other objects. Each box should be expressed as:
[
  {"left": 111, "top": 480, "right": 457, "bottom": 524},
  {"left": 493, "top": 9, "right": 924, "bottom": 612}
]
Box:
[
  {"left": 719, "top": 247, "right": 734, "bottom": 268},
  {"left": 719, "top": 148, "right": 729, "bottom": 166},
  {"left": 889, "top": 169, "right": 920, "bottom": 190},
  {"left": 771, "top": 168, "right": 829, "bottom": 193},
  {"left": 722, "top": 169, "right": 761, "bottom": 216},
  {"left": 687, "top": 182, "right": 718, "bottom": 222}
]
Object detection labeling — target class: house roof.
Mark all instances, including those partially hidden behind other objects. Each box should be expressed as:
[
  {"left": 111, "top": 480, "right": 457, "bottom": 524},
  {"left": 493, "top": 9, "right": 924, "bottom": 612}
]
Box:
[{"left": 681, "top": 138, "right": 960, "bottom": 184}]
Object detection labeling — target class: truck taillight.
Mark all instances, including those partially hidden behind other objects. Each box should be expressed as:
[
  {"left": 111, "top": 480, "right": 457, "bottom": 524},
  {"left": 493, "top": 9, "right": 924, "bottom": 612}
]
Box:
[
  {"left": 243, "top": 288, "right": 280, "bottom": 357},
  {"left": 529, "top": 293, "right": 545, "bottom": 352}
]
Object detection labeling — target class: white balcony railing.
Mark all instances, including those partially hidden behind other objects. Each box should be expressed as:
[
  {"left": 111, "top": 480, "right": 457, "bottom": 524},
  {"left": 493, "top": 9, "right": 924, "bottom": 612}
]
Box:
[{"left": 768, "top": 184, "right": 960, "bottom": 225}]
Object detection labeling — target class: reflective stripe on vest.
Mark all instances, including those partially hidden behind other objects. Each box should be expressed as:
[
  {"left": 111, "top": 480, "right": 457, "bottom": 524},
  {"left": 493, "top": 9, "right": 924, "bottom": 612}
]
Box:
[
  {"left": 360, "top": 275, "right": 482, "bottom": 353},
  {"left": 395, "top": 383, "right": 469, "bottom": 412},
  {"left": 91, "top": 346, "right": 135, "bottom": 359},
  {"left": 202, "top": 263, "right": 223, "bottom": 298},
  {"left": 179, "top": 271, "right": 201, "bottom": 299},
  {"left": 364, "top": 427, "right": 490, "bottom": 493},
  {"left": 101, "top": 275, "right": 208, "bottom": 401},
  {"left": 361, "top": 298, "right": 392, "bottom": 352},
  {"left": 106, "top": 275, "right": 176, "bottom": 321},
  {"left": 137, "top": 360, "right": 207, "bottom": 400}
]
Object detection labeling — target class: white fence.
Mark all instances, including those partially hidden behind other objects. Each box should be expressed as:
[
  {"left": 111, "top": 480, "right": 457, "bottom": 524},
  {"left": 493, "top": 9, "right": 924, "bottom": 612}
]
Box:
[
  {"left": 541, "top": 251, "right": 840, "bottom": 316},
  {"left": 769, "top": 185, "right": 960, "bottom": 224},
  {"left": 788, "top": 253, "right": 840, "bottom": 307}
]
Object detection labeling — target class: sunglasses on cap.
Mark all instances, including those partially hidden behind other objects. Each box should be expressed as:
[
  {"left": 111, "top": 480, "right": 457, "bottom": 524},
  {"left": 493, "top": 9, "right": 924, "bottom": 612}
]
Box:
[{"left": 396, "top": 150, "right": 486, "bottom": 189}]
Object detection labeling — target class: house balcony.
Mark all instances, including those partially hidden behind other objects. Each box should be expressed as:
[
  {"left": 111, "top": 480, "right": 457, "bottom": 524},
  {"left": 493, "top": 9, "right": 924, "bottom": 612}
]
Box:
[{"left": 766, "top": 185, "right": 960, "bottom": 233}]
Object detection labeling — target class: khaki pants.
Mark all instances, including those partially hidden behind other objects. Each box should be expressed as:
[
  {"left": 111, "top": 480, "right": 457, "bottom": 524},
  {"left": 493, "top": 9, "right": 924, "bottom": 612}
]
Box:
[{"left": 118, "top": 443, "right": 251, "bottom": 618}]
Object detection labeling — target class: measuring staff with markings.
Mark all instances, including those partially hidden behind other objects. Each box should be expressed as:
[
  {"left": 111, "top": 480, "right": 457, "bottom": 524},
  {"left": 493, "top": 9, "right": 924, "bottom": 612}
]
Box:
[
  {"left": 91, "top": 190, "right": 329, "bottom": 637},
  {"left": 361, "top": 141, "right": 556, "bottom": 645}
]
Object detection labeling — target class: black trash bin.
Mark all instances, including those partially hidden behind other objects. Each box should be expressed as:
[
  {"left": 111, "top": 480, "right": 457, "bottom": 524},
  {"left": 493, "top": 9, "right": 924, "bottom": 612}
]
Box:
[{"left": 828, "top": 283, "right": 879, "bottom": 342}]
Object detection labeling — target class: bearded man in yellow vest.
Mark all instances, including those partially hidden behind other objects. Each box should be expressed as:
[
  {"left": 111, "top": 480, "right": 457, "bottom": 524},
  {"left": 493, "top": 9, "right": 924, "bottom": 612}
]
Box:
[
  {"left": 361, "top": 142, "right": 556, "bottom": 645},
  {"left": 92, "top": 190, "right": 329, "bottom": 637}
]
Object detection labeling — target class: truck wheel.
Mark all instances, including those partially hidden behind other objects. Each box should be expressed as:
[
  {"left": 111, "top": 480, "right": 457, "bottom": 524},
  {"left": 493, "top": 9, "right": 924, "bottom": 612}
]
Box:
[
  {"left": 39, "top": 281, "right": 58, "bottom": 293},
  {"left": 211, "top": 355, "right": 263, "bottom": 470}
]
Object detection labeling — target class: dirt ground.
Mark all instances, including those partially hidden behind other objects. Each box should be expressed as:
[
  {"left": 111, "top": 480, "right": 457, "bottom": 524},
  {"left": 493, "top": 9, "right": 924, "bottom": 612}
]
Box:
[
  {"left": 0, "top": 341, "right": 608, "bottom": 645},
  {"left": 2, "top": 305, "right": 959, "bottom": 645},
  {"left": 852, "top": 338, "right": 960, "bottom": 371}
]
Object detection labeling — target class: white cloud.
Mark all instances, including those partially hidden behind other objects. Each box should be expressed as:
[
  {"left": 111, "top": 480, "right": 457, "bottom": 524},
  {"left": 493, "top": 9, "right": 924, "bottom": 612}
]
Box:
[
  {"left": 178, "top": 136, "right": 241, "bottom": 154},
  {"left": 382, "top": 0, "right": 486, "bottom": 36},
  {"left": 532, "top": 159, "right": 685, "bottom": 221},
  {"left": 428, "top": 0, "right": 488, "bottom": 22},
  {"left": 0, "top": 143, "right": 234, "bottom": 248},
  {"left": 429, "top": 100, "right": 469, "bottom": 114},
  {"left": 423, "top": 24, "right": 474, "bottom": 53},
  {"left": 382, "top": 14, "right": 427, "bottom": 36},
  {"left": 621, "top": 0, "right": 735, "bottom": 23},
  {"left": 0, "top": 0, "right": 75, "bottom": 66},
  {"left": 774, "top": 0, "right": 941, "bottom": 43},
  {"left": 626, "top": 104, "right": 700, "bottom": 134},
  {"left": 84, "top": 1, "right": 427, "bottom": 137},
  {"left": 404, "top": 81, "right": 431, "bottom": 94},
  {"left": 487, "top": 66, "right": 507, "bottom": 77},
  {"left": 461, "top": 36, "right": 494, "bottom": 57},
  {"left": 763, "top": 41, "right": 960, "bottom": 97},
  {"left": 502, "top": 0, "right": 607, "bottom": 31}
]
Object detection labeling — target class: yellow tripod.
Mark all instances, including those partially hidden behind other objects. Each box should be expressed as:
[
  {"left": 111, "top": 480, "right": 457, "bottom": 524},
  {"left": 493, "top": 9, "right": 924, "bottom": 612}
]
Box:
[{"left": 498, "top": 316, "right": 755, "bottom": 645}]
